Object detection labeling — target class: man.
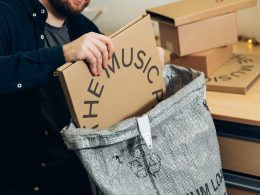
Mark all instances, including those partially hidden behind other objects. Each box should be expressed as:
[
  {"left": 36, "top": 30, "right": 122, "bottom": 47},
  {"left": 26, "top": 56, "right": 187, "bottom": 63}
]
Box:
[{"left": 0, "top": 0, "right": 164, "bottom": 194}]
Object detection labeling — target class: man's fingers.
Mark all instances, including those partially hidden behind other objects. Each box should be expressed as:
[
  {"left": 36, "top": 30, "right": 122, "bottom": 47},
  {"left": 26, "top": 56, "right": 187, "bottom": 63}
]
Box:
[
  {"left": 92, "top": 33, "right": 114, "bottom": 59},
  {"left": 106, "top": 38, "right": 114, "bottom": 60},
  {"left": 85, "top": 50, "right": 98, "bottom": 76},
  {"left": 157, "top": 47, "right": 165, "bottom": 67},
  {"left": 90, "top": 38, "right": 109, "bottom": 69},
  {"left": 87, "top": 43, "right": 103, "bottom": 75},
  {"left": 62, "top": 32, "right": 115, "bottom": 76}
]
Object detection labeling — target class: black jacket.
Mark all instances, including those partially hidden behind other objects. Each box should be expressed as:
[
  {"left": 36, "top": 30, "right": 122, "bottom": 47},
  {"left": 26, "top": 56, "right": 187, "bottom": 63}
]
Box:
[{"left": 0, "top": 0, "right": 100, "bottom": 193}]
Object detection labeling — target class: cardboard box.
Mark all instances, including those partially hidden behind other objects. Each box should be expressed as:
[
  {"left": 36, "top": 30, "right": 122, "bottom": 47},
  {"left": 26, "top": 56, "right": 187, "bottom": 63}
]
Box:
[
  {"left": 57, "top": 15, "right": 166, "bottom": 130},
  {"left": 206, "top": 42, "right": 260, "bottom": 126},
  {"left": 206, "top": 54, "right": 260, "bottom": 94},
  {"left": 158, "top": 13, "right": 237, "bottom": 56},
  {"left": 147, "top": 0, "right": 256, "bottom": 56},
  {"left": 171, "top": 45, "right": 233, "bottom": 77},
  {"left": 156, "top": 36, "right": 172, "bottom": 64}
]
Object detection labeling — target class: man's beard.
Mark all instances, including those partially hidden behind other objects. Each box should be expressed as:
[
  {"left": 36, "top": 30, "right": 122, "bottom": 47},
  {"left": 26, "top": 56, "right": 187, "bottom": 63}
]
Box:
[{"left": 48, "top": 0, "right": 90, "bottom": 17}]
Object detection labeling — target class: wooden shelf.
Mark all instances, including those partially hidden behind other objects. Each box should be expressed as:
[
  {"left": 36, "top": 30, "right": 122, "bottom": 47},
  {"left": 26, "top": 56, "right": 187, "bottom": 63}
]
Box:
[
  {"left": 218, "top": 136, "right": 260, "bottom": 176},
  {"left": 227, "top": 187, "right": 260, "bottom": 195}
]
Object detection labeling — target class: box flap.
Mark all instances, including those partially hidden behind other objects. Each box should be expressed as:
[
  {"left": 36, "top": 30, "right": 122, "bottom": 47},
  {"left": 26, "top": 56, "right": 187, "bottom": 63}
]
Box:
[
  {"left": 146, "top": 0, "right": 256, "bottom": 26},
  {"left": 57, "top": 62, "right": 73, "bottom": 72},
  {"left": 206, "top": 54, "right": 260, "bottom": 94}
]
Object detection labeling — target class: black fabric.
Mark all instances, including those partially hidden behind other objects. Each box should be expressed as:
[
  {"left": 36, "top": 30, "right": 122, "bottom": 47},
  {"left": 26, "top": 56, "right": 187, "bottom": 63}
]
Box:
[
  {"left": 2, "top": 158, "right": 94, "bottom": 195},
  {"left": 44, "top": 23, "right": 70, "bottom": 47},
  {"left": 40, "top": 22, "right": 72, "bottom": 168},
  {"left": 0, "top": 0, "right": 100, "bottom": 194},
  {"left": 0, "top": 0, "right": 100, "bottom": 95}
]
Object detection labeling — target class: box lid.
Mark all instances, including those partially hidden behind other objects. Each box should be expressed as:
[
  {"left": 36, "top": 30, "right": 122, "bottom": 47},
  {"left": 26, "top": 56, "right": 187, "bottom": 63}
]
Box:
[
  {"left": 206, "top": 54, "right": 260, "bottom": 94},
  {"left": 146, "top": 0, "right": 256, "bottom": 26}
]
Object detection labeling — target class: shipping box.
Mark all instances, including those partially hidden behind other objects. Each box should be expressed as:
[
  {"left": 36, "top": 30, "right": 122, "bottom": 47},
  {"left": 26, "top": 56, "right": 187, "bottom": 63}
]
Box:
[
  {"left": 57, "top": 15, "right": 166, "bottom": 130},
  {"left": 147, "top": 0, "right": 256, "bottom": 56},
  {"left": 171, "top": 45, "right": 233, "bottom": 76},
  {"left": 206, "top": 54, "right": 260, "bottom": 94}
]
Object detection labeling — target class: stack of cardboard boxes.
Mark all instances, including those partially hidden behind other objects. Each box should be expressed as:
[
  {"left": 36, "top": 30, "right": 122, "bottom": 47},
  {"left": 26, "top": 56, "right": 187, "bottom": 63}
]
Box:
[{"left": 147, "top": 0, "right": 257, "bottom": 94}]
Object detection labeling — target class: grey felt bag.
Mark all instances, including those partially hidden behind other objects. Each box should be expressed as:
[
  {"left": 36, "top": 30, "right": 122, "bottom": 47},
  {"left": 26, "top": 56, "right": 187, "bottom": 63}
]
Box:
[{"left": 61, "top": 65, "right": 227, "bottom": 195}]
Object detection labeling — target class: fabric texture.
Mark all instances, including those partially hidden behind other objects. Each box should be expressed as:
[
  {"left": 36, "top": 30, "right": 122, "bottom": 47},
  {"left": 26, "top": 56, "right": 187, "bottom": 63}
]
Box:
[
  {"left": 61, "top": 65, "right": 227, "bottom": 195},
  {"left": 44, "top": 22, "right": 71, "bottom": 47}
]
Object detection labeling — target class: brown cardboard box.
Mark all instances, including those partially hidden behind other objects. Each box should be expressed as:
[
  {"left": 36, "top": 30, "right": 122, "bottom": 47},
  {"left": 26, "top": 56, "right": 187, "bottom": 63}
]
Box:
[
  {"left": 171, "top": 45, "right": 233, "bottom": 77},
  {"left": 57, "top": 15, "right": 166, "bottom": 130},
  {"left": 206, "top": 42, "right": 260, "bottom": 126},
  {"left": 206, "top": 54, "right": 260, "bottom": 94},
  {"left": 147, "top": 0, "right": 256, "bottom": 56},
  {"left": 155, "top": 36, "right": 172, "bottom": 64},
  {"left": 158, "top": 13, "right": 237, "bottom": 56}
]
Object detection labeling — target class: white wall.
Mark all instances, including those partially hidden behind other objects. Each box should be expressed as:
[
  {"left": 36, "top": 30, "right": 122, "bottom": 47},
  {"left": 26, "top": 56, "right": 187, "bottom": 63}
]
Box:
[
  {"left": 83, "top": 0, "right": 177, "bottom": 35},
  {"left": 237, "top": 0, "right": 260, "bottom": 37},
  {"left": 83, "top": 0, "right": 260, "bottom": 38}
]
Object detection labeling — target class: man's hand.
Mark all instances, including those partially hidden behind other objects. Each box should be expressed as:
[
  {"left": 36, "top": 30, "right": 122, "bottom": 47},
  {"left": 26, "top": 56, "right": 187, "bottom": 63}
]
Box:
[
  {"left": 157, "top": 47, "right": 165, "bottom": 67},
  {"left": 62, "top": 32, "right": 114, "bottom": 76}
]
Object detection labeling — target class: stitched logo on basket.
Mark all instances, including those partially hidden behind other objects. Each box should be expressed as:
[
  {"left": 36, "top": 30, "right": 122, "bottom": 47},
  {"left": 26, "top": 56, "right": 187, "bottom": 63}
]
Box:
[{"left": 128, "top": 144, "right": 161, "bottom": 178}]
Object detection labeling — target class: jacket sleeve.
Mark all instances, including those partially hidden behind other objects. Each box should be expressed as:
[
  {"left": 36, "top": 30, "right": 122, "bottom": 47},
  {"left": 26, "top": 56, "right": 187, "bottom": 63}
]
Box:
[{"left": 0, "top": 8, "right": 66, "bottom": 96}]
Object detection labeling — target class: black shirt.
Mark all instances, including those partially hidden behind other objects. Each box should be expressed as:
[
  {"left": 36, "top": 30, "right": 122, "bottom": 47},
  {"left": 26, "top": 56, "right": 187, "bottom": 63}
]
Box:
[
  {"left": 44, "top": 22, "right": 71, "bottom": 48},
  {"left": 0, "top": 0, "right": 100, "bottom": 193},
  {"left": 40, "top": 22, "right": 72, "bottom": 167}
]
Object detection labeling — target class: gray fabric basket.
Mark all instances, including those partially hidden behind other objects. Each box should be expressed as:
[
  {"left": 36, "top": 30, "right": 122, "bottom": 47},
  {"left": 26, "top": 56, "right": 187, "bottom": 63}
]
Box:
[{"left": 61, "top": 65, "right": 227, "bottom": 195}]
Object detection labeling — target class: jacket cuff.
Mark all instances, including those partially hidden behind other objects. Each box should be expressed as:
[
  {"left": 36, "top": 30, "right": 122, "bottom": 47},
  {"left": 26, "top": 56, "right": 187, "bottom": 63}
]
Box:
[{"left": 38, "top": 46, "right": 66, "bottom": 70}]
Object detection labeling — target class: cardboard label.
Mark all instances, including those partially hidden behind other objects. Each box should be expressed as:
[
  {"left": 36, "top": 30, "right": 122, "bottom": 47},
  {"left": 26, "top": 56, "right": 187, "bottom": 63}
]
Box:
[
  {"left": 57, "top": 15, "right": 166, "bottom": 130},
  {"left": 206, "top": 54, "right": 260, "bottom": 94}
]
